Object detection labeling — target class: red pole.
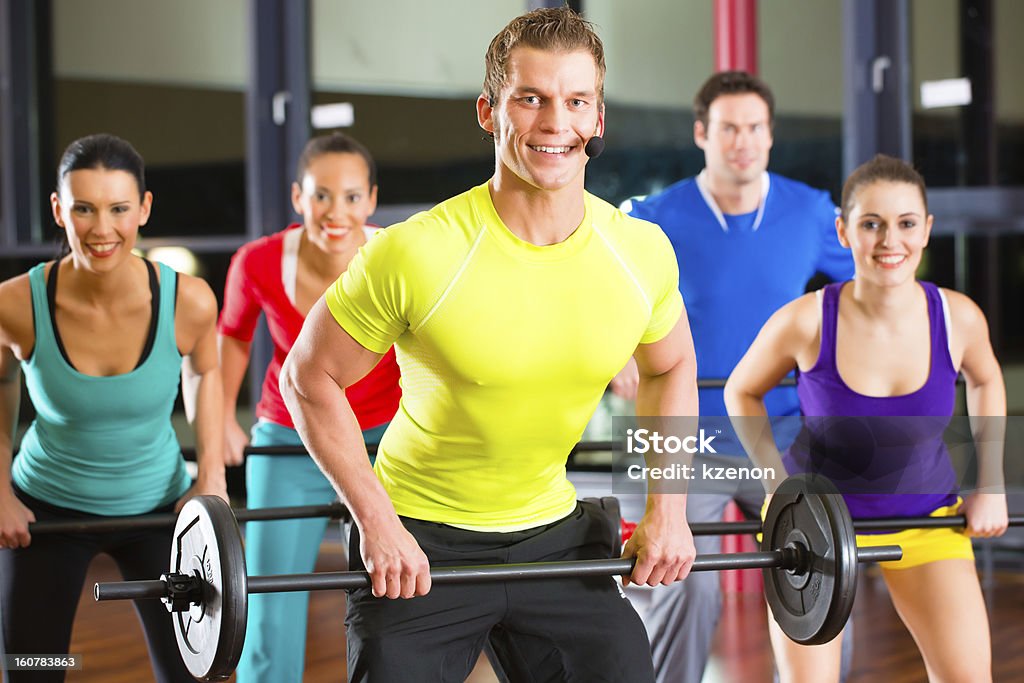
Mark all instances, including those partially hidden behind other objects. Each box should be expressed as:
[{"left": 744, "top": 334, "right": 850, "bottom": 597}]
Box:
[
  {"left": 715, "top": 0, "right": 763, "bottom": 596},
  {"left": 714, "top": 0, "right": 759, "bottom": 74}
]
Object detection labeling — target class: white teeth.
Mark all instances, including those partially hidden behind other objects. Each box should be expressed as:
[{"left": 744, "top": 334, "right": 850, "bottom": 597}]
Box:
[
  {"left": 876, "top": 255, "right": 905, "bottom": 264},
  {"left": 531, "top": 145, "right": 571, "bottom": 154},
  {"left": 89, "top": 243, "right": 117, "bottom": 253},
  {"left": 322, "top": 225, "right": 349, "bottom": 236}
]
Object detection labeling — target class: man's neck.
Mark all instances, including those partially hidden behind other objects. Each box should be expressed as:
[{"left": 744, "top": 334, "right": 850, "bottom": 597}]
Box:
[
  {"left": 488, "top": 173, "right": 586, "bottom": 246},
  {"left": 703, "top": 169, "right": 764, "bottom": 215}
]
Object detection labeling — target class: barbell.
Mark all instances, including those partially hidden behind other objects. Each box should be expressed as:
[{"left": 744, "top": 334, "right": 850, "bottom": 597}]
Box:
[
  {"left": 664, "top": 514, "right": 1024, "bottom": 537},
  {"left": 31, "top": 487, "right": 1012, "bottom": 544},
  {"left": 93, "top": 474, "right": 901, "bottom": 681},
  {"left": 25, "top": 502, "right": 349, "bottom": 535}
]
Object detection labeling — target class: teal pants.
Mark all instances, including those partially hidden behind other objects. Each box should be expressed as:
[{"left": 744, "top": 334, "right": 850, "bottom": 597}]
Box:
[{"left": 235, "top": 419, "right": 386, "bottom": 683}]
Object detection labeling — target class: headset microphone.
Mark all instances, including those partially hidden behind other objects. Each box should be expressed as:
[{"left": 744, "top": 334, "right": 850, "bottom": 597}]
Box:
[{"left": 584, "top": 136, "right": 605, "bottom": 159}]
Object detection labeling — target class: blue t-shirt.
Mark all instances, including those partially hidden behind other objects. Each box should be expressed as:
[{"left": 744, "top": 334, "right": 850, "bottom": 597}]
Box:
[{"left": 629, "top": 171, "right": 854, "bottom": 424}]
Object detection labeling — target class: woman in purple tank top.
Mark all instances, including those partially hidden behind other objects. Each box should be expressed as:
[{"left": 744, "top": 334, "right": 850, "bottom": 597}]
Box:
[{"left": 725, "top": 155, "right": 1007, "bottom": 682}]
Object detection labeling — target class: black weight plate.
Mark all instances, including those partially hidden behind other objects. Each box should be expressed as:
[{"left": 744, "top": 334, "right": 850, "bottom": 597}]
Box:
[
  {"left": 761, "top": 474, "right": 858, "bottom": 645},
  {"left": 170, "top": 496, "right": 248, "bottom": 681}
]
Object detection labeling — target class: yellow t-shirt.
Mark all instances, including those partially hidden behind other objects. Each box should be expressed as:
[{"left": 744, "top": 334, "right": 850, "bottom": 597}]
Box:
[{"left": 326, "top": 182, "right": 682, "bottom": 530}]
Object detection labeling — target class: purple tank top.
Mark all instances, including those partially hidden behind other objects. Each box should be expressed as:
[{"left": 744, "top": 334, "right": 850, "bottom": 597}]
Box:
[{"left": 784, "top": 281, "right": 959, "bottom": 519}]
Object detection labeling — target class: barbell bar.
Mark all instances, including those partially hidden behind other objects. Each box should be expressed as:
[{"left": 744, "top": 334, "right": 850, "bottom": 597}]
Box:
[
  {"left": 33, "top": 491, "right": 1012, "bottom": 541},
  {"left": 93, "top": 474, "right": 902, "bottom": 681},
  {"left": 27, "top": 501, "right": 349, "bottom": 535},
  {"left": 679, "top": 514, "right": 1024, "bottom": 537},
  {"left": 96, "top": 547, "right": 902, "bottom": 602}
]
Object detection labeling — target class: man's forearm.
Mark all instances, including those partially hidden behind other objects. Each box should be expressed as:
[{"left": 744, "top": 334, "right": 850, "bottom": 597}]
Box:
[
  {"left": 280, "top": 360, "right": 398, "bottom": 531},
  {"left": 636, "top": 359, "right": 697, "bottom": 513}
]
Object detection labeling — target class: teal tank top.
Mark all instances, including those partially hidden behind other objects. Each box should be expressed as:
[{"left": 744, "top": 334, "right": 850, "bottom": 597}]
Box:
[{"left": 12, "top": 260, "right": 191, "bottom": 514}]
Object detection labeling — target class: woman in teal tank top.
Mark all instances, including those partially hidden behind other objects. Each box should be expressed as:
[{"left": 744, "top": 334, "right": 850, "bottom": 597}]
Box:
[{"left": 0, "top": 134, "right": 227, "bottom": 683}]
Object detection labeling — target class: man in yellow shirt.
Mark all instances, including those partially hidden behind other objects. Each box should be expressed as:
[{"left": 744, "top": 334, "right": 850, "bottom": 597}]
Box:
[{"left": 281, "top": 7, "right": 699, "bottom": 681}]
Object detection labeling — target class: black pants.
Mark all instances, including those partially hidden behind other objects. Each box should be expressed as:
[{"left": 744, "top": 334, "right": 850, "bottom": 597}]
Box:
[
  {"left": 0, "top": 488, "right": 192, "bottom": 683},
  {"left": 346, "top": 501, "right": 655, "bottom": 683}
]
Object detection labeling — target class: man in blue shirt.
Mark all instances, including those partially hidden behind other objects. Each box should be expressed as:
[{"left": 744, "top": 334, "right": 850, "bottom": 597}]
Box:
[{"left": 623, "top": 71, "right": 855, "bottom": 683}]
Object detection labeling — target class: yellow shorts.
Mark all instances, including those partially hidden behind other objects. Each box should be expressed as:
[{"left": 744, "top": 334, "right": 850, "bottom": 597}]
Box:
[
  {"left": 854, "top": 500, "right": 974, "bottom": 570},
  {"left": 760, "top": 498, "right": 973, "bottom": 570}
]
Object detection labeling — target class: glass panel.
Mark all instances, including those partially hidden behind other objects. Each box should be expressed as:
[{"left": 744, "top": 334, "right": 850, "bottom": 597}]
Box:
[
  {"left": 584, "top": 0, "right": 713, "bottom": 204},
  {"left": 994, "top": 0, "right": 1024, "bottom": 186},
  {"left": 311, "top": 0, "right": 523, "bottom": 206},
  {"left": 911, "top": 0, "right": 1024, "bottom": 186},
  {"left": 51, "top": 0, "right": 247, "bottom": 239},
  {"left": 759, "top": 0, "right": 844, "bottom": 200},
  {"left": 907, "top": 0, "right": 1023, "bottom": 363}
]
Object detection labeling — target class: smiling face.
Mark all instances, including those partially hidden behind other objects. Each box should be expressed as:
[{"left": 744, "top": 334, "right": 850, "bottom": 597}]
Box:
[
  {"left": 51, "top": 168, "right": 151, "bottom": 272},
  {"left": 291, "top": 151, "right": 378, "bottom": 255},
  {"left": 695, "top": 93, "right": 773, "bottom": 187},
  {"left": 477, "top": 47, "right": 604, "bottom": 194},
  {"left": 837, "top": 180, "right": 933, "bottom": 287}
]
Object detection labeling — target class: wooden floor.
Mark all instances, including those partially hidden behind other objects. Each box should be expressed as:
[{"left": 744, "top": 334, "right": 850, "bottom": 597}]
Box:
[{"left": 29, "top": 545, "right": 1024, "bottom": 682}]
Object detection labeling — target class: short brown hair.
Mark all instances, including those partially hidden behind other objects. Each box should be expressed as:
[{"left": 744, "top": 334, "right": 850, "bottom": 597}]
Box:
[
  {"left": 295, "top": 132, "right": 377, "bottom": 187},
  {"left": 483, "top": 6, "right": 605, "bottom": 106},
  {"left": 840, "top": 154, "right": 927, "bottom": 221},
  {"left": 693, "top": 71, "right": 775, "bottom": 130}
]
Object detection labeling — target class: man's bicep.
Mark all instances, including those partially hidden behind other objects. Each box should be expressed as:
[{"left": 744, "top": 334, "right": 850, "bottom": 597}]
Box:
[
  {"left": 294, "top": 298, "right": 386, "bottom": 390},
  {"left": 634, "top": 307, "right": 695, "bottom": 379}
]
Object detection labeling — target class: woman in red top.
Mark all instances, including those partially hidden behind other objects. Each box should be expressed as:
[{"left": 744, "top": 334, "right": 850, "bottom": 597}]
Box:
[{"left": 218, "top": 133, "right": 400, "bottom": 683}]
